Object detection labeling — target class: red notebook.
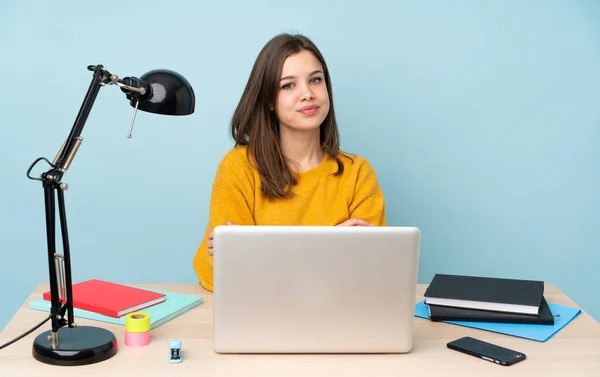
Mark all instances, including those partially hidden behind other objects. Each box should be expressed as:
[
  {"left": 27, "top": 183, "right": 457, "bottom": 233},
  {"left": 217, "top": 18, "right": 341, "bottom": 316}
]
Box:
[{"left": 42, "top": 279, "right": 166, "bottom": 318}]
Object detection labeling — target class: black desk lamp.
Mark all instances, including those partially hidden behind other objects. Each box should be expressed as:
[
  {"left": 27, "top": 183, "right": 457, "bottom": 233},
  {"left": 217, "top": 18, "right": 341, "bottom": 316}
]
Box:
[{"left": 25, "top": 64, "right": 195, "bottom": 366}]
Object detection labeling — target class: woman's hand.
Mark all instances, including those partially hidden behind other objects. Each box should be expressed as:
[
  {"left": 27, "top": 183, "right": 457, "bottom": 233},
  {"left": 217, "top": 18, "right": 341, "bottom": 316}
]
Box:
[
  {"left": 208, "top": 221, "right": 235, "bottom": 255},
  {"left": 336, "top": 218, "right": 373, "bottom": 226},
  {"left": 209, "top": 219, "right": 371, "bottom": 254}
]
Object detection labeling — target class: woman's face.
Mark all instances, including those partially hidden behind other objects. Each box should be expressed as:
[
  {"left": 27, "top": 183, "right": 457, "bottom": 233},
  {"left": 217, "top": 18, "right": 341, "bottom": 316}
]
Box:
[{"left": 274, "top": 49, "right": 330, "bottom": 135}]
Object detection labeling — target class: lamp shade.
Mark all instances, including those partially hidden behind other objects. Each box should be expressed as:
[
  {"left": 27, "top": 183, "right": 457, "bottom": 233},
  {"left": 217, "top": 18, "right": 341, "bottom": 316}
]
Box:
[{"left": 132, "top": 69, "right": 195, "bottom": 115}]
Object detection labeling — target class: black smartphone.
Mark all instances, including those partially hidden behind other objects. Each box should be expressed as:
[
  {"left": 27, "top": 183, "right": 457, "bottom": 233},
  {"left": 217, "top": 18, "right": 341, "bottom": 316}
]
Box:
[{"left": 447, "top": 336, "right": 526, "bottom": 366}]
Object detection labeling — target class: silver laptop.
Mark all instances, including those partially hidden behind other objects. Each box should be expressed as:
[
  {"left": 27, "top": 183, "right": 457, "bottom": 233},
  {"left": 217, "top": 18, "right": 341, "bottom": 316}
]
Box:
[{"left": 212, "top": 225, "right": 420, "bottom": 354}]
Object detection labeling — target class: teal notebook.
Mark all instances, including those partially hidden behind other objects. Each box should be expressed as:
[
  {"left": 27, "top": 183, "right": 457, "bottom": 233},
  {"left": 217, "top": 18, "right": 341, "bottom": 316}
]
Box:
[
  {"left": 29, "top": 289, "right": 203, "bottom": 330},
  {"left": 414, "top": 300, "right": 581, "bottom": 342}
]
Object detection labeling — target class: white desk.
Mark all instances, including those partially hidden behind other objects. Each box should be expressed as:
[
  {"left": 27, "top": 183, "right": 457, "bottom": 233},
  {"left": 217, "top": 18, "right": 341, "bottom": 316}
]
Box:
[{"left": 1, "top": 283, "right": 599, "bottom": 376}]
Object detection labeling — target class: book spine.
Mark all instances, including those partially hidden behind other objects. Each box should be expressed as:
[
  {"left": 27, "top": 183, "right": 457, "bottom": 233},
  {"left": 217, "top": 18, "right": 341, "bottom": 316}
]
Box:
[
  {"left": 43, "top": 292, "right": 118, "bottom": 317},
  {"left": 430, "top": 315, "right": 553, "bottom": 325},
  {"left": 73, "top": 302, "right": 118, "bottom": 318}
]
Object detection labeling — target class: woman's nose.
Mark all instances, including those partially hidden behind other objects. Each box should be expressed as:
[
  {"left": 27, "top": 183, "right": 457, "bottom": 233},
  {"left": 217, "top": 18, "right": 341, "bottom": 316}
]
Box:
[{"left": 299, "top": 83, "right": 314, "bottom": 100}]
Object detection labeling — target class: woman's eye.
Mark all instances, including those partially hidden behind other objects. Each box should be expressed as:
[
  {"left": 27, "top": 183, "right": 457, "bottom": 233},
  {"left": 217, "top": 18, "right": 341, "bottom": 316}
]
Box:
[
  {"left": 310, "top": 77, "right": 323, "bottom": 84},
  {"left": 281, "top": 83, "right": 294, "bottom": 90}
]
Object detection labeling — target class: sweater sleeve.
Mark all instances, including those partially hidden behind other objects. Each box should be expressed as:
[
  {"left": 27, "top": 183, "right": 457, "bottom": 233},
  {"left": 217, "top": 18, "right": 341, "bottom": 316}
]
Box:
[
  {"left": 348, "top": 159, "right": 387, "bottom": 226},
  {"left": 193, "top": 151, "right": 256, "bottom": 291}
]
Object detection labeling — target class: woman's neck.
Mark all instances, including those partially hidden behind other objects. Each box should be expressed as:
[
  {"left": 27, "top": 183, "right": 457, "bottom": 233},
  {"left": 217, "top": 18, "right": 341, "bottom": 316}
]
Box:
[{"left": 279, "top": 128, "right": 324, "bottom": 173}]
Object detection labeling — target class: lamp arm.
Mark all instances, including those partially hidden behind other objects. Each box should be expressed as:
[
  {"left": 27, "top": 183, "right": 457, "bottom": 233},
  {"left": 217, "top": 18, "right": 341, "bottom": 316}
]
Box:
[
  {"left": 49, "top": 65, "right": 111, "bottom": 180},
  {"left": 47, "top": 64, "right": 148, "bottom": 178}
]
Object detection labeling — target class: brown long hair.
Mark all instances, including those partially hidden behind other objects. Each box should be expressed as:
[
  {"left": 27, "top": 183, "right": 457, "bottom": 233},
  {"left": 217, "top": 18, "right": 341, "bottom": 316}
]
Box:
[{"left": 231, "top": 33, "right": 347, "bottom": 199}]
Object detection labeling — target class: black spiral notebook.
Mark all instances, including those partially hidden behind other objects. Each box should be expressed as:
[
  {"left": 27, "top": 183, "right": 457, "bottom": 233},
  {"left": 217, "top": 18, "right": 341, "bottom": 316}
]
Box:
[{"left": 427, "top": 296, "right": 554, "bottom": 325}]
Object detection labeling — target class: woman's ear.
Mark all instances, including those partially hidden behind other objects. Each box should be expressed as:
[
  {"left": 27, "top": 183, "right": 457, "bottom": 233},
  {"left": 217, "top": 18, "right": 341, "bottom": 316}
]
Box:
[{"left": 268, "top": 104, "right": 274, "bottom": 111}]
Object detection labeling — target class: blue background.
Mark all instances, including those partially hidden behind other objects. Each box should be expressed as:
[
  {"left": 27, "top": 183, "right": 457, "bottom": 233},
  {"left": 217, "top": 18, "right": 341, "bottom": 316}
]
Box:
[{"left": 1, "top": 0, "right": 599, "bottom": 332}]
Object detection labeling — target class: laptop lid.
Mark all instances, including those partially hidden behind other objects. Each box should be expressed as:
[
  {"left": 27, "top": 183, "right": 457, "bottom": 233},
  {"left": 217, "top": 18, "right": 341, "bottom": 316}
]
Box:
[{"left": 213, "top": 226, "right": 420, "bottom": 353}]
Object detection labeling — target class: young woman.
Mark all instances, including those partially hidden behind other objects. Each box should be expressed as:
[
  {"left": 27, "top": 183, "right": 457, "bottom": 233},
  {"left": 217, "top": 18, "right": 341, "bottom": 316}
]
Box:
[{"left": 193, "top": 33, "right": 386, "bottom": 291}]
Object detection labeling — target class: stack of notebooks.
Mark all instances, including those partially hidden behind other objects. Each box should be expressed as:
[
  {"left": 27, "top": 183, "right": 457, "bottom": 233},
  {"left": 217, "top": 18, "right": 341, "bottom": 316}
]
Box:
[
  {"left": 423, "top": 274, "right": 554, "bottom": 325},
  {"left": 29, "top": 279, "right": 204, "bottom": 329},
  {"left": 415, "top": 274, "right": 581, "bottom": 342},
  {"left": 416, "top": 273, "right": 583, "bottom": 342}
]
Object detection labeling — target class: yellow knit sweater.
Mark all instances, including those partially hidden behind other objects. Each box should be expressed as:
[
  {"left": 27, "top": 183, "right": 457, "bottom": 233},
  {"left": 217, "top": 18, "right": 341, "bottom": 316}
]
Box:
[{"left": 193, "top": 146, "right": 386, "bottom": 291}]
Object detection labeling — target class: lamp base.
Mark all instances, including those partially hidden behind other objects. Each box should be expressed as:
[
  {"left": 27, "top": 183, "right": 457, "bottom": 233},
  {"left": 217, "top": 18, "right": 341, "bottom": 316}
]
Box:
[{"left": 32, "top": 326, "right": 118, "bottom": 366}]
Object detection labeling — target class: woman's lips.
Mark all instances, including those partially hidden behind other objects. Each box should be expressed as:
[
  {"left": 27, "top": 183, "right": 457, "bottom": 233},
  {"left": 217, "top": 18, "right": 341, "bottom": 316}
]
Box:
[{"left": 298, "top": 105, "right": 319, "bottom": 115}]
